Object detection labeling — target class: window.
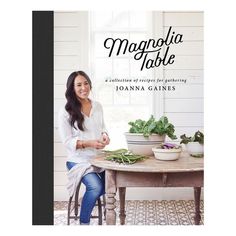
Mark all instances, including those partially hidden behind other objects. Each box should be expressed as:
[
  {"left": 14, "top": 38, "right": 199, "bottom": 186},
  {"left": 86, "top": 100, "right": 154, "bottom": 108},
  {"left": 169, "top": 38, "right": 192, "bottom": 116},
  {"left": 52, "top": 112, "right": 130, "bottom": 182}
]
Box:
[{"left": 90, "top": 11, "right": 156, "bottom": 149}]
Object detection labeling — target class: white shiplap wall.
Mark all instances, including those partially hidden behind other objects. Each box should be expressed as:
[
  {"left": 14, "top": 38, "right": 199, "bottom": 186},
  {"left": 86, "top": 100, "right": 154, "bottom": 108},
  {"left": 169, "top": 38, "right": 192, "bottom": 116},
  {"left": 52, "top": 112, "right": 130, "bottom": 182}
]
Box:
[
  {"left": 54, "top": 12, "right": 89, "bottom": 200},
  {"left": 54, "top": 11, "right": 204, "bottom": 201},
  {"left": 163, "top": 12, "right": 204, "bottom": 139}
]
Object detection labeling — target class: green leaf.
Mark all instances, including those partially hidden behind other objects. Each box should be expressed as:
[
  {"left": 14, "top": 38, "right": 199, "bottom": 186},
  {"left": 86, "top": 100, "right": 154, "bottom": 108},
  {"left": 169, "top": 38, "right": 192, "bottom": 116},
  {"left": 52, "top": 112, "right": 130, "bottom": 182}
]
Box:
[
  {"left": 179, "top": 131, "right": 204, "bottom": 144},
  {"left": 127, "top": 115, "right": 177, "bottom": 139}
]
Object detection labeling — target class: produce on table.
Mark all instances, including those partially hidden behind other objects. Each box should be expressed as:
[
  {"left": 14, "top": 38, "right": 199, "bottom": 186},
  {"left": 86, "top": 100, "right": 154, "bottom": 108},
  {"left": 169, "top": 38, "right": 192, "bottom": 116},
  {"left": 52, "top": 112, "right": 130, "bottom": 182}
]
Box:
[
  {"left": 128, "top": 115, "right": 177, "bottom": 139},
  {"left": 180, "top": 131, "right": 204, "bottom": 145},
  {"left": 160, "top": 143, "right": 181, "bottom": 149},
  {"left": 190, "top": 154, "right": 203, "bottom": 158},
  {"left": 103, "top": 149, "right": 147, "bottom": 164},
  {"left": 180, "top": 131, "right": 204, "bottom": 158}
]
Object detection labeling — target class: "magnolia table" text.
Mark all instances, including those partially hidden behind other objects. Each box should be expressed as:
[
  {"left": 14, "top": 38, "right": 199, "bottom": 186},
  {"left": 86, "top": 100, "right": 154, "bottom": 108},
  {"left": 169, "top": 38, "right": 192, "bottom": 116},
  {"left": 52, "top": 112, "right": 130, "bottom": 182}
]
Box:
[{"left": 104, "top": 26, "right": 183, "bottom": 71}]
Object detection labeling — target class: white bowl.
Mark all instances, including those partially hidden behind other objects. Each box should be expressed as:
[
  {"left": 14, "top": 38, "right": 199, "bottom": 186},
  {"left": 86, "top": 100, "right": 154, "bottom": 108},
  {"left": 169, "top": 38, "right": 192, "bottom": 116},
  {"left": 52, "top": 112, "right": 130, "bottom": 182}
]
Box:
[
  {"left": 125, "top": 133, "right": 165, "bottom": 156},
  {"left": 186, "top": 142, "right": 204, "bottom": 156},
  {"left": 152, "top": 147, "right": 181, "bottom": 161}
]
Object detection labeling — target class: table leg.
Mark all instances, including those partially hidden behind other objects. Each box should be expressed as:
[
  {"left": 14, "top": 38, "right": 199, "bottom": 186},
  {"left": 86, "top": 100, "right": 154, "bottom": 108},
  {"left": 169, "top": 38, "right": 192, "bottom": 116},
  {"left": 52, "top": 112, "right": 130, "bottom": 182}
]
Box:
[
  {"left": 194, "top": 187, "right": 201, "bottom": 225},
  {"left": 119, "top": 187, "right": 126, "bottom": 225},
  {"left": 105, "top": 170, "right": 117, "bottom": 225}
]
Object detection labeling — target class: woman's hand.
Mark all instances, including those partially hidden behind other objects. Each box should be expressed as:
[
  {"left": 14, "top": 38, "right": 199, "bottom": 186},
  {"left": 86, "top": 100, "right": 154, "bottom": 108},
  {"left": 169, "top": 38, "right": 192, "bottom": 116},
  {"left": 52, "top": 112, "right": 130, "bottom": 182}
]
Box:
[
  {"left": 100, "top": 132, "right": 110, "bottom": 145},
  {"left": 77, "top": 134, "right": 110, "bottom": 150},
  {"left": 89, "top": 140, "right": 106, "bottom": 149}
]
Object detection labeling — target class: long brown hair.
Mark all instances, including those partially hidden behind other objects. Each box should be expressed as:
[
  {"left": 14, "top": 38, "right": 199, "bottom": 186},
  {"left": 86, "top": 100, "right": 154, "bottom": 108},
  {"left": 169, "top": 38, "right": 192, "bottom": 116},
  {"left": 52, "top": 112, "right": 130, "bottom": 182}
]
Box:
[{"left": 65, "top": 71, "right": 92, "bottom": 131}]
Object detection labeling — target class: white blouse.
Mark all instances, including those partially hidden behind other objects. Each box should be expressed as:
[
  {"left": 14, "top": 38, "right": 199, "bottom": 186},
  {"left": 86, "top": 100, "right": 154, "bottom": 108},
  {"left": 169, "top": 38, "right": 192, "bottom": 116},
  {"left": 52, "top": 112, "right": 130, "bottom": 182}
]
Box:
[{"left": 58, "top": 100, "right": 108, "bottom": 164}]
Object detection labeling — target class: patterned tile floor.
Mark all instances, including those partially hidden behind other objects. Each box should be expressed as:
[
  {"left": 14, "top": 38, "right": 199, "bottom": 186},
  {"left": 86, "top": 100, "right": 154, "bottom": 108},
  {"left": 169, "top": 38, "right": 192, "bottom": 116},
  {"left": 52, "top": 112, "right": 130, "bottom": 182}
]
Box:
[{"left": 54, "top": 200, "right": 204, "bottom": 225}]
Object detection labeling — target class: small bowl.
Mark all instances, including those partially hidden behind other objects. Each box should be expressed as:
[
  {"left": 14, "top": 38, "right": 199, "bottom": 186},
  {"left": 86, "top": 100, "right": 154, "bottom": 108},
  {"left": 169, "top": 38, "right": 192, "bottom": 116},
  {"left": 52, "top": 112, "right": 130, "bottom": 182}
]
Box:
[
  {"left": 186, "top": 142, "right": 204, "bottom": 157},
  {"left": 152, "top": 147, "right": 182, "bottom": 161}
]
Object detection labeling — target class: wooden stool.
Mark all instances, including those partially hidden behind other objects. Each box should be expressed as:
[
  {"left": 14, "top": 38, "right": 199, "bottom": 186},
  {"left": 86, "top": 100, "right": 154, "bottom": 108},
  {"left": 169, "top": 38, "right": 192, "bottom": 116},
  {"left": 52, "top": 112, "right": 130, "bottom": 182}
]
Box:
[{"left": 67, "top": 181, "right": 105, "bottom": 225}]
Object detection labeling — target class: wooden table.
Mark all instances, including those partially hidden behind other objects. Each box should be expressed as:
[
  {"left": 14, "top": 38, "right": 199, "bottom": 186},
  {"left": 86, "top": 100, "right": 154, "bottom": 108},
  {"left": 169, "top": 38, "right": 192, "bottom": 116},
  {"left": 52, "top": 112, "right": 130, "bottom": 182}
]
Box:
[{"left": 91, "top": 152, "right": 204, "bottom": 225}]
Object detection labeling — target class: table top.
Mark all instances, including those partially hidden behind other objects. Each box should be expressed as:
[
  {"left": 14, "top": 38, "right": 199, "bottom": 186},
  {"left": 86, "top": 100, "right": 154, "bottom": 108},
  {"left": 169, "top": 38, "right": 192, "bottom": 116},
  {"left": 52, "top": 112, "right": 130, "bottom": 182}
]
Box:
[{"left": 91, "top": 151, "right": 204, "bottom": 173}]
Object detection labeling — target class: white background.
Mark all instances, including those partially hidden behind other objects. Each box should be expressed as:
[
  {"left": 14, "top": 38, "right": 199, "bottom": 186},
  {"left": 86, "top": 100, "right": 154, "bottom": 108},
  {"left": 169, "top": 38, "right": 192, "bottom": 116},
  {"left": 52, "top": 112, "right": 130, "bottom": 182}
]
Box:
[{"left": 0, "top": 0, "right": 236, "bottom": 235}]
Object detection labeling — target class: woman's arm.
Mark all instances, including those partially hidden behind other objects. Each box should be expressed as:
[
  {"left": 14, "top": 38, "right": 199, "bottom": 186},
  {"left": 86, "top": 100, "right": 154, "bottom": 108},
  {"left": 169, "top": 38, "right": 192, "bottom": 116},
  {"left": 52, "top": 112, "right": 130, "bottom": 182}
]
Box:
[
  {"left": 76, "top": 139, "right": 106, "bottom": 149},
  {"left": 100, "top": 103, "right": 110, "bottom": 145},
  {"left": 58, "top": 108, "right": 106, "bottom": 151},
  {"left": 58, "top": 108, "right": 79, "bottom": 151}
]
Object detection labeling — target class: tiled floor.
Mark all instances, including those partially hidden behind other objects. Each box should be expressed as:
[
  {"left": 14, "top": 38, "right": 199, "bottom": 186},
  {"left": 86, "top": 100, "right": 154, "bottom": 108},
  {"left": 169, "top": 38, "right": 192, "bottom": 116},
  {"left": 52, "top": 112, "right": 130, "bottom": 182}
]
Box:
[{"left": 54, "top": 200, "right": 204, "bottom": 225}]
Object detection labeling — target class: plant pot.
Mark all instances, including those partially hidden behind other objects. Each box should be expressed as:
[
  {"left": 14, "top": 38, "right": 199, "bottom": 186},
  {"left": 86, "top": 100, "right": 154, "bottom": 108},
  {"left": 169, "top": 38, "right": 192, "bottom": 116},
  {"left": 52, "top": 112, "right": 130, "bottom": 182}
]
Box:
[
  {"left": 186, "top": 142, "right": 204, "bottom": 157},
  {"left": 124, "top": 133, "right": 166, "bottom": 156}
]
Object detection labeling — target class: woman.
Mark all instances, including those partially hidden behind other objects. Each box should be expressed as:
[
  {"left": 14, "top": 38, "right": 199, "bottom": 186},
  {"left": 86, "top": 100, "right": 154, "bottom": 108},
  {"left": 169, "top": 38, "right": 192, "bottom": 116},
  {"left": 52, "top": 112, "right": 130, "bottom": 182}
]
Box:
[{"left": 58, "top": 71, "right": 110, "bottom": 225}]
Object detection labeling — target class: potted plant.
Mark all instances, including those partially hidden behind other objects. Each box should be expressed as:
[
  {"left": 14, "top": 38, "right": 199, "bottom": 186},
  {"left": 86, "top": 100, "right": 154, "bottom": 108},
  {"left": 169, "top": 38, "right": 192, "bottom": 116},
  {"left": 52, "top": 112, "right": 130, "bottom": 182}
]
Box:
[
  {"left": 180, "top": 131, "right": 204, "bottom": 157},
  {"left": 125, "top": 115, "right": 177, "bottom": 156}
]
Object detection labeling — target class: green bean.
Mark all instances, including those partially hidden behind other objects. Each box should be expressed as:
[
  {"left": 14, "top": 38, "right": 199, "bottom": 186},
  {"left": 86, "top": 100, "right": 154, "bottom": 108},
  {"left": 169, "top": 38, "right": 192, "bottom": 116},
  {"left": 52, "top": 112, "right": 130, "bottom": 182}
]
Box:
[
  {"left": 122, "top": 153, "right": 132, "bottom": 164},
  {"left": 104, "top": 149, "right": 147, "bottom": 165},
  {"left": 103, "top": 149, "right": 128, "bottom": 154}
]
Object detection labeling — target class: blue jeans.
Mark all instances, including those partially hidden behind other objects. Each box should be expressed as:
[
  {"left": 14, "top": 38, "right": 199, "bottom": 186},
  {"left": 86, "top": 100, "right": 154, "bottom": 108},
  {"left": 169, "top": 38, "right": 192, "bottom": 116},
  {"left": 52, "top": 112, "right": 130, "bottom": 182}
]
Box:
[{"left": 66, "top": 161, "right": 105, "bottom": 224}]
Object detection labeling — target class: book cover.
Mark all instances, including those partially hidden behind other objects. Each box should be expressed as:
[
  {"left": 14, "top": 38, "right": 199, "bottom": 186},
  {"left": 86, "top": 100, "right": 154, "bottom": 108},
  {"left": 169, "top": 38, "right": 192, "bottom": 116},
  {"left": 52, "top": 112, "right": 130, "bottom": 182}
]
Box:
[
  {"left": 54, "top": 11, "right": 204, "bottom": 225},
  {"left": 33, "top": 10, "right": 204, "bottom": 225}
]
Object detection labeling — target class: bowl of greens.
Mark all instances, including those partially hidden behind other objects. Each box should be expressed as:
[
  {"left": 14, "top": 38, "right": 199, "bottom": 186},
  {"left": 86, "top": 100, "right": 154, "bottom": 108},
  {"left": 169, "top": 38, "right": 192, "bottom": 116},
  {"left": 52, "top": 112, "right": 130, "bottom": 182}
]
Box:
[
  {"left": 180, "top": 131, "right": 204, "bottom": 157},
  {"left": 125, "top": 115, "right": 177, "bottom": 156},
  {"left": 152, "top": 143, "right": 181, "bottom": 161}
]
